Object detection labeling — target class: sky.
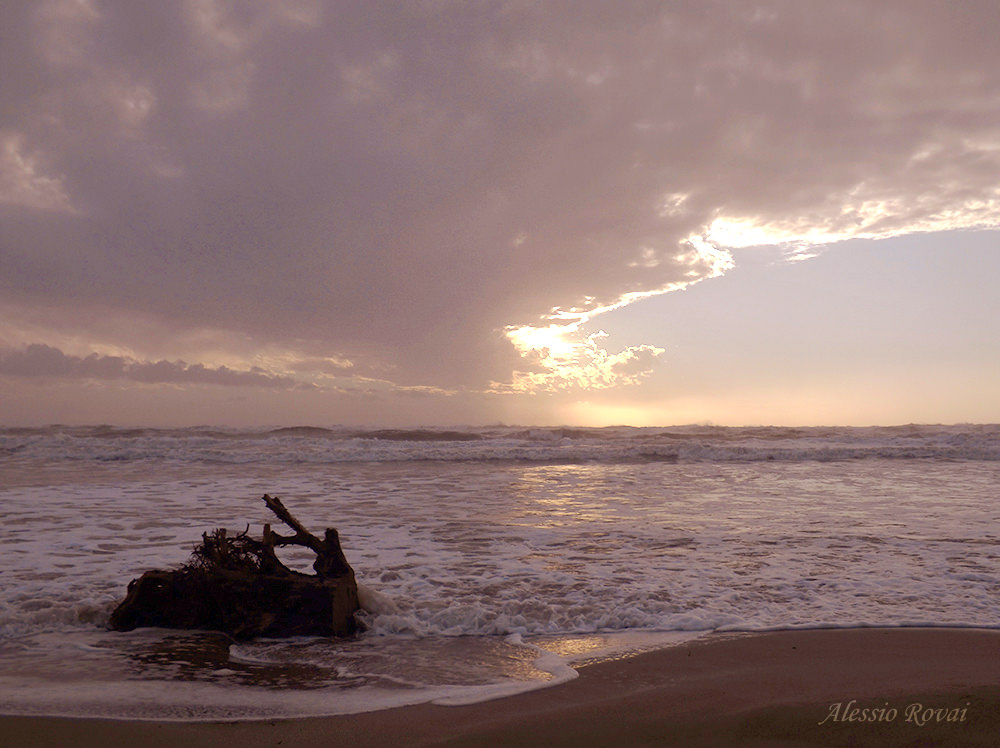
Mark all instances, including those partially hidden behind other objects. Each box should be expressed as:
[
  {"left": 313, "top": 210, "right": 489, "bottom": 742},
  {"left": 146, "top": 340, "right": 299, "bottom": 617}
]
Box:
[{"left": 1, "top": 0, "right": 999, "bottom": 428}]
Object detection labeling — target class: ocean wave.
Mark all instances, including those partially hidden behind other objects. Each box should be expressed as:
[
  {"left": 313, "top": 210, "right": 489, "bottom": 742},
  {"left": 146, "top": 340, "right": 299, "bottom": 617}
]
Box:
[{"left": 2, "top": 424, "right": 998, "bottom": 465}]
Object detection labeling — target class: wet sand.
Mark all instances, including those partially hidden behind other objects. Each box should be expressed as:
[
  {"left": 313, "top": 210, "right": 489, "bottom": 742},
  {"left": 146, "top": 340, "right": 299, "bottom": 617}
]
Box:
[{"left": 5, "top": 628, "right": 999, "bottom": 747}]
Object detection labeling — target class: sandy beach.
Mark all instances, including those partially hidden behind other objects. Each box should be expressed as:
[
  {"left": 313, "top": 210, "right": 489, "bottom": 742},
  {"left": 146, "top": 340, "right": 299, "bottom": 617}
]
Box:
[{"left": 5, "top": 627, "right": 999, "bottom": 747}]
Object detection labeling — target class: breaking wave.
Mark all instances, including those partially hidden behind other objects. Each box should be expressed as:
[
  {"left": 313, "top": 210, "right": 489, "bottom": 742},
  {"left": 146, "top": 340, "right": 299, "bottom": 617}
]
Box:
[{"left": 2, "top": 423, "right": 998, "bottom": 465}]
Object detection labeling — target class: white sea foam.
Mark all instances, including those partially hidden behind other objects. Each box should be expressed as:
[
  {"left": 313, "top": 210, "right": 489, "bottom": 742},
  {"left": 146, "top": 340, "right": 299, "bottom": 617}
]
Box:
[{"left": 0, "top": 425, "right": 998, "bottom": 718}]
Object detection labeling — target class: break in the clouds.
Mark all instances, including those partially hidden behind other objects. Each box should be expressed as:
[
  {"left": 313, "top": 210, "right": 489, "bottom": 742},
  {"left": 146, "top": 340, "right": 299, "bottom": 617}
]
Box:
[{"left": 2, "top": 1, "right": 999, "bottom": 413}]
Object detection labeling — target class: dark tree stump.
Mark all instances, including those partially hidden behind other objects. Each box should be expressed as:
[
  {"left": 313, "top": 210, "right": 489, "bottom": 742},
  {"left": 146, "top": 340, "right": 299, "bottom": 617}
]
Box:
[{"left": 109, "top": 495, "right": 361, "bottom": 639}]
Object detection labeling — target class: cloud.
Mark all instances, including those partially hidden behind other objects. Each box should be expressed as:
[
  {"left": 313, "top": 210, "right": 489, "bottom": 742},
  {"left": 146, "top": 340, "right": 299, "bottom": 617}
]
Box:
[
  {"left": 0, "top": 132, "right": 76, "bottom": 212},
  {"left": 493, "top": 332, "right": 665, "bottom": 394},
  {"left": 2, "top": 1, "right": 999, "bottom": 404},
  {"left": 0, "top": 343, "right": 299, "bottom": 388}
]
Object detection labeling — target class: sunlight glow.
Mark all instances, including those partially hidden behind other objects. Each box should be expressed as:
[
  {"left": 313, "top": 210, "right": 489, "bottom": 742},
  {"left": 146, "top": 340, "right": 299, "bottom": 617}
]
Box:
[
  {"left": 499, "top": 167, "right": 1000, "bottom": 397},
  {"left": 497, "top": 241, "right": 733, "bottom": 394},
  {"left": 701, "top": 178, "right": 1000, "bottom": 260}
]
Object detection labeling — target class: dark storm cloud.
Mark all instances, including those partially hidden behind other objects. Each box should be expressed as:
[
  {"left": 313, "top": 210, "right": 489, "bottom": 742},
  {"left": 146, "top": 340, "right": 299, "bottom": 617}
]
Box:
[{"left": 2, "top": 0, "right": 999, "bottom": 393}]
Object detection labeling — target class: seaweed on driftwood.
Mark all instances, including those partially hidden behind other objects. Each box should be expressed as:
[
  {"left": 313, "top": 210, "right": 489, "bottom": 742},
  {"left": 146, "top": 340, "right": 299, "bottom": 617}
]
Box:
[{"left": 109, "top": 495, "right": 361, "bottom": 639}]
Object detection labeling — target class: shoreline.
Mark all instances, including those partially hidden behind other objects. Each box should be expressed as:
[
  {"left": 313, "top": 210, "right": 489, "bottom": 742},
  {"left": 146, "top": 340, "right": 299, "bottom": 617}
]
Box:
[{"left": 5, "top": 627, "right": 1000, "bottom": 747}]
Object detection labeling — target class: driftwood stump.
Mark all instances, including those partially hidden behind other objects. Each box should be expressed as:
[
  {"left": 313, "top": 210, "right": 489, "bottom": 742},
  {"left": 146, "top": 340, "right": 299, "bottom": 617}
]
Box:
[{"left": 109, "top": 495, "right": 361, "bottom": 639}]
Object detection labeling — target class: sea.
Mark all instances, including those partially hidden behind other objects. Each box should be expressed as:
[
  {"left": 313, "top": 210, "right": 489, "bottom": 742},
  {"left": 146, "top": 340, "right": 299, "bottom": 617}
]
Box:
[{"left": 1, "top": 423, "right": 998, "bottom": 720}]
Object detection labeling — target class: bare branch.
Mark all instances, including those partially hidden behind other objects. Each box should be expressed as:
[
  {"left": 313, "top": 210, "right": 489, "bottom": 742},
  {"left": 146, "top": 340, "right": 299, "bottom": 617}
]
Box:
[
  {"left": 261, "top": 494, "right": 353, "bottom": 578},
  {"left": 262, "top": 493, "right": 325, "bottom": 554}
]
